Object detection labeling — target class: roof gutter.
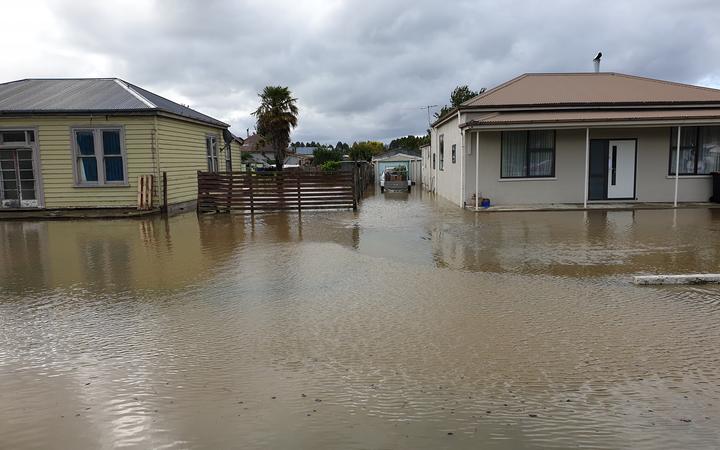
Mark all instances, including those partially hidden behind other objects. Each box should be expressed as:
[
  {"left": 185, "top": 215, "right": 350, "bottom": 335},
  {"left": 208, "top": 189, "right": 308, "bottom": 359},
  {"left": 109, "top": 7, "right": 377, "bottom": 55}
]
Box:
[{"left": 462, "top": 117, "right": 720, "bottom": 131}]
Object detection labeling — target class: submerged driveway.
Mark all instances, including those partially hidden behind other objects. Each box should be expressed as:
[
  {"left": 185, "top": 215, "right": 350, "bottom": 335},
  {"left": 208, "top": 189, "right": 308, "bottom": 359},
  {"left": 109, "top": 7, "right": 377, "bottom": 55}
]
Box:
[{"left": 1, "top": 190, "right": 719, "bottom": 449}]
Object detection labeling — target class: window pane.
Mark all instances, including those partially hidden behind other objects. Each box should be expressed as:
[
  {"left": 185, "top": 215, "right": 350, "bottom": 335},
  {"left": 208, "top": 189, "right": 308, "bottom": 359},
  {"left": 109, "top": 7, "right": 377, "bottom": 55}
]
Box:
[
  {"left": 502, "top": 131, "right": 527, "bottom": 177},
  {"left": 1, "top": 131, "right": 26, "bottom": 143},
  {"left": 104, "top": 157, "right": 125, "bottom": 182},
  {"left": 670, "top": 127, "right": 698, "bottom": 175},
  {"left": 21, "top": 189, "right": 36, "bottom": 200},
  {"left": 528, "top": 130, "right": 553, "bottom": 149},
  {"left": 699, "top": 126, "right": 720, "bottom": 174},
  {"left": 76, "top": 131, "right": 95, "bottom": 155},
  {"left": 3, "top": 186, "right": 18, "bottom": 199},
  {"left": 21, "top": 180, "right": 35, "bottom": 190},
  {"left": 102, "top": 131, "right": 121, "bottom": 155},
  {"left": 79, "top": 157, "right": 98, "bottom": 182},
  {"left": 17, "top": 150, "right": 32, "bottom": 160},
  {"left": 27, "top": 131, "right": 35, "bottom": 142},
  {"left": 669, "top": 147, "right": 697, "bottom": 175},
  {"left": 528, "top": 149, "right": 553, "bottom": 176}
]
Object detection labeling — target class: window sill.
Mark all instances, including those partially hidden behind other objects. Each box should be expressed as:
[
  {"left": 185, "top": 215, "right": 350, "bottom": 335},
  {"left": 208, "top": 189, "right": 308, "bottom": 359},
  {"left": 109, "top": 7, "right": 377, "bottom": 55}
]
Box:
[
  {"left": 498, "top": 177, "right": 557, "bottom": 182},
  {"left": 73, "top": 183, "right": 130, "bottom": 188},
  {"left": 665, "top": 175, "right": 712, "bottom": 179}
]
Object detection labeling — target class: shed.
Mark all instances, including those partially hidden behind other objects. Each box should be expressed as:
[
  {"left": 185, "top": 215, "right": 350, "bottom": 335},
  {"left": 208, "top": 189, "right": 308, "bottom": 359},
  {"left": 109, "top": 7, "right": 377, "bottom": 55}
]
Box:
[{"left": 372, "top": 150, "right": 422, "bottom": 185}]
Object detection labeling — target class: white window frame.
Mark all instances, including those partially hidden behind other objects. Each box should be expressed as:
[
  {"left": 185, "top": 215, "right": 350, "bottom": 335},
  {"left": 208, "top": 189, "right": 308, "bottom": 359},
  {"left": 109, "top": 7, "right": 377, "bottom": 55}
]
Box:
[
  {"left": 71, "top": 127, "right": 128, "bottom": 186},
  {"left": 206, "top": 135, "right": 219, "bottom": 172}
]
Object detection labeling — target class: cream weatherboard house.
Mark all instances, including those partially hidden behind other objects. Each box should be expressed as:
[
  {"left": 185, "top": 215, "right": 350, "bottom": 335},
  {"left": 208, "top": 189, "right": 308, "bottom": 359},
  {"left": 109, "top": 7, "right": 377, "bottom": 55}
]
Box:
[
  {"left": 426, "top": 73, "right": 720, "bottom": 209},
  {"left": 0, "top": 78, "right": 241, "bottom": 214}
]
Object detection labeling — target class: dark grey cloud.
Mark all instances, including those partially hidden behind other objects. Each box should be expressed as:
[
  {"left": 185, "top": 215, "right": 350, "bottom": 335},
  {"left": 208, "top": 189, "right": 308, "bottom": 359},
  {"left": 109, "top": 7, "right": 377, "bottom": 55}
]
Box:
[{"left": 2, "top": 0, "right": 720, "bottom": 143}]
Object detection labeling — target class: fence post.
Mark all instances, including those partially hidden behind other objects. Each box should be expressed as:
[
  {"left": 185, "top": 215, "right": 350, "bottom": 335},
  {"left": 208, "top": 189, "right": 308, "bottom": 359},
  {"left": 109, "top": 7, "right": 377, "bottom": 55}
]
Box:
[
  {"left": 297, "top": 174, "right": 302, "bottom": 211},
  {"left": 196, "top": 171, "right": 202, "bottom": 214},
  {"left": 249, "top": 171, "right": 255, "bottom": 215},
  {"left": 352, "top": 167, "right": 358, "bottom": 210},
  {"left": 162, "top": 171, "right": 168, "bottom": 215},
  {"left": 227, "top": 171, "right": 232, "bottom": 213}
]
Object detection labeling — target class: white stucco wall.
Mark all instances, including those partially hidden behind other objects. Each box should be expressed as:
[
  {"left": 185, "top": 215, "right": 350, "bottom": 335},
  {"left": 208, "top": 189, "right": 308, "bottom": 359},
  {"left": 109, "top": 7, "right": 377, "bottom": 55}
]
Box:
[
  {"left": 430, "top": 115, "right": 464, "bottom": 206},
  {"left": 468, "top": 126, "right": 715, "bottom": 206}
]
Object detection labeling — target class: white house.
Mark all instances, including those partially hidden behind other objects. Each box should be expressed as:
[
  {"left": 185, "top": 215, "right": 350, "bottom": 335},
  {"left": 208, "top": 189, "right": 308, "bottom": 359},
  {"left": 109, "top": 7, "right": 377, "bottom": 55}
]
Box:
[{"left": 426, "top": 72, "right": 720, "bottom": 208}]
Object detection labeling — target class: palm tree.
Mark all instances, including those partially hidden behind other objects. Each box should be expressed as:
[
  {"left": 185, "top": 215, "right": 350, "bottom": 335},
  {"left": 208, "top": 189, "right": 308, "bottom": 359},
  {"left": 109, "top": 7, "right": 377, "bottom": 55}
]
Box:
[{"left": 252, "top": 86, "right": 298, "bottom": 171}]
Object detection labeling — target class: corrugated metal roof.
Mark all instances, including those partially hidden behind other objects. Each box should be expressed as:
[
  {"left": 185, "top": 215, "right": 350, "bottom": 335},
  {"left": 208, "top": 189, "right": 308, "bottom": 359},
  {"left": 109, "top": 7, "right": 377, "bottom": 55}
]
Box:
[
  {"left": 463, "top": 73, "right": 720, "bottom": 107},
  {"left": 0, "top": 78, "right": 228, "bottom": 127},
  {"left": 461, "top": 109, "right": 720, "bottom": 127}
]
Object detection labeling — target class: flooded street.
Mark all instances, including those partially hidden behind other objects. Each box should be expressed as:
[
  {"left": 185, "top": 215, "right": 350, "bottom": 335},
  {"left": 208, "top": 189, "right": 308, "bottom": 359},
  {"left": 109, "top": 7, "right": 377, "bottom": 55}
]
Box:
[{"left": 1, "top": 189, "right": 720, "bottom": 449}]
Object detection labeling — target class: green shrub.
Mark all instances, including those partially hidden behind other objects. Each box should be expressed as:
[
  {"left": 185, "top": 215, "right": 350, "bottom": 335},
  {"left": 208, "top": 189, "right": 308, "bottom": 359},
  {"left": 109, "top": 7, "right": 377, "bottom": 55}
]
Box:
[
  {"left": 320, "top": 160, "right": 341, "bottom": 172},
  {"left": 313, "top": 148, "right": 343, "bottom": 165}
]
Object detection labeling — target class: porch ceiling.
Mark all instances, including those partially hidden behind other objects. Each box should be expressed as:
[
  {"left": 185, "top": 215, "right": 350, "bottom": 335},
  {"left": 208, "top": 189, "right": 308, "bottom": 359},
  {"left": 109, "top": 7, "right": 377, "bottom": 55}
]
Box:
[{"left": 461, "top": 108, "right": 720, "bottom": 129}]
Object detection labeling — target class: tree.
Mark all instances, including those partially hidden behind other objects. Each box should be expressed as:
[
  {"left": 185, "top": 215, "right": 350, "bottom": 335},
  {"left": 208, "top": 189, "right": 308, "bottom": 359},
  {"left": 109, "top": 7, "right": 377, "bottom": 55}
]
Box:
[
  {"left": 313, "top": 148, "right": 343, "bottom": 165},
  {"left": 252, "top": 86, "right": 299, "bottom": 170},
  {"left": 434, "top": 85, "right": 486, "bottom": 119},
  {"left": 349, "top": 141, "right": 385, "bottom": 162},
  {"left": 388, "top": 135, "right": 430, "bottom": 151}
]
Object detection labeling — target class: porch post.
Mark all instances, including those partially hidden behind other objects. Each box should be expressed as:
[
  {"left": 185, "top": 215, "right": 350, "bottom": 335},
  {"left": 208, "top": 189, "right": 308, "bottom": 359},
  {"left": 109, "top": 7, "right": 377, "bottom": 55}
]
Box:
[
  {"left": 460, "top": 128, "right": 465, "bottom": 206},
  {"left": 583, "top": 128, "right": 590, "bottom": 208},
  {"left": 674, "top": 125, "right": 681, "bottom": 207},
  {"left": 475, "top": 131, "right": 479, "bottom": 209}
]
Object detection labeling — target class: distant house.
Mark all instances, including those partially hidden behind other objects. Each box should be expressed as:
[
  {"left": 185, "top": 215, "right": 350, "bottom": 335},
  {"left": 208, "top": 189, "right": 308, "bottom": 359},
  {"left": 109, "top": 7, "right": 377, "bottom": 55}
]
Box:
[
  {"left": 372, "top": 149, "right": 422, "bottom": 185},
  {"left": 239, "top": 133, "right": 275, "bottom": 169},
  {"left": 294, "top": 146, "right": 318, "bottom": 156},
  {"left": 0, "top": 78, "right": 240, "bottom": 213},
  {"left": 427, "top": 72, "right": 720, "bottom": 208}
]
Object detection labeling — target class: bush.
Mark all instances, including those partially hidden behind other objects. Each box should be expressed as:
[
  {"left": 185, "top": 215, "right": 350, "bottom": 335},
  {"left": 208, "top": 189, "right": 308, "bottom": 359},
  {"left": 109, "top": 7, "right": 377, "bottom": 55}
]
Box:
[
  {"left": 313, "top": 148, "right": 343, "bottom": 165},
  {"left": 320, "top": 160, "right": 341, "bottom": 172}
]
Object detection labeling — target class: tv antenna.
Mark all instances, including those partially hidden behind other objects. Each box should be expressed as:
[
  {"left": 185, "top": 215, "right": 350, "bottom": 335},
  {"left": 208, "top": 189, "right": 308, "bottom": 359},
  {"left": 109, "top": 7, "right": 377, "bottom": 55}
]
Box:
[{"left": 420, "top": 105, "right": 438, "bottom": 128}]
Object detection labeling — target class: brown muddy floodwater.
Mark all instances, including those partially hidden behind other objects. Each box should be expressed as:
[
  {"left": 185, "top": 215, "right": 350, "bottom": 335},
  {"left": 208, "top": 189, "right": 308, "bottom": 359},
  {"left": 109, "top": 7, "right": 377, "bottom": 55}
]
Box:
[{"left": 1, "top": 188, "right": 720, "bottom": 449}]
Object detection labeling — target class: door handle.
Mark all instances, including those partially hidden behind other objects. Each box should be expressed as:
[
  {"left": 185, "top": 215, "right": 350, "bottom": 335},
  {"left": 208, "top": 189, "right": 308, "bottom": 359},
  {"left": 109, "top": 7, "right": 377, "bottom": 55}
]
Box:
[{"left": 610, "top": 146, "right": 617, "bottom": 186}]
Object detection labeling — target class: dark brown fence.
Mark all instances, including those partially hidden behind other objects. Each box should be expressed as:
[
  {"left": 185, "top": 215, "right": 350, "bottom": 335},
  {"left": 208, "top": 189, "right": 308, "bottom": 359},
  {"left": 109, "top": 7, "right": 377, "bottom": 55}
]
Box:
[{"left": 197, "top": 170, "right": 361, "bottom": 213}]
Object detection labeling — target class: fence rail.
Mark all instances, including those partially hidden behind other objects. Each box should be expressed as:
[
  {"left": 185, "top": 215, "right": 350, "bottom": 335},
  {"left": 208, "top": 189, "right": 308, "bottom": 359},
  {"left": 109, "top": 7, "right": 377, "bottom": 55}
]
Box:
[{"left": 197, "top": 169, "right": 367, "bottom": 213}]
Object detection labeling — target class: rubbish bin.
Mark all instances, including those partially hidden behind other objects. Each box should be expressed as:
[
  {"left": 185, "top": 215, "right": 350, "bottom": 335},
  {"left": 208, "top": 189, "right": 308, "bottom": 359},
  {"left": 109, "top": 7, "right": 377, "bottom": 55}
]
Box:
[{"left": 712, "top": 172, "right": 720, "bottom": 203}]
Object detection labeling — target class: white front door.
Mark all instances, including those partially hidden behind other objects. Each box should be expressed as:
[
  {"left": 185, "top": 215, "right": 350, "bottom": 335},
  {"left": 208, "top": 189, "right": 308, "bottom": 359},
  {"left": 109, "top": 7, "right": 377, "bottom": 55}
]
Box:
[{"left": 607, "top": 140, "right": 636, "bottom": 199}]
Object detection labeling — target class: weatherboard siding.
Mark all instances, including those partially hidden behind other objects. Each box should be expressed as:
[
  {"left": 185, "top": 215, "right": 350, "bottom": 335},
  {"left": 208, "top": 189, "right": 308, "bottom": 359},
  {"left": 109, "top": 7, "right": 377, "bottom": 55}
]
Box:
[
  {"left": 156, "top": 116, "right": 226, "bottom": 205},
  {"left": 1, "top": 115, "right": 156, "bottom": 208}
]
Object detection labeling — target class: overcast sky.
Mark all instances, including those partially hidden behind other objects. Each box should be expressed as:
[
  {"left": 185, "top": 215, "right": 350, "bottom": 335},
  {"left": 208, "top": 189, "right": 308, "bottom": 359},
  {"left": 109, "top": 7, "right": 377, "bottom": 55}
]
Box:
[{"left": 2, "top": 0, "right": 720, "bottom": 143}]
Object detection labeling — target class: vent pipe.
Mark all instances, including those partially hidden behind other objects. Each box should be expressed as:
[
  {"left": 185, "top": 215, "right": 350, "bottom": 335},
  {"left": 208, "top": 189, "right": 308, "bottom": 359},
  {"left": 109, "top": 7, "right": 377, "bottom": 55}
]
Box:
[{"left": 593, "top": 52, "right": 602, "bottom": 73}]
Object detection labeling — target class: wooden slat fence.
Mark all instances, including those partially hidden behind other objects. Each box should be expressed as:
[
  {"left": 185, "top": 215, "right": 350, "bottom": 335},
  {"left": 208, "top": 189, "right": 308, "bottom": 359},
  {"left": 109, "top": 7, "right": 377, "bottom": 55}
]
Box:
[{"left": 197, "top": 170, "right": 359, "bottom": 213}]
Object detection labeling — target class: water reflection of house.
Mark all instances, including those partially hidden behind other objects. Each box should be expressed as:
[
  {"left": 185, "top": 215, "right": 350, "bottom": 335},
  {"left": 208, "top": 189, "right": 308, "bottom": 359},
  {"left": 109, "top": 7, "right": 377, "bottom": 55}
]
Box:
[{"left": 0, "top": 216, "right": 242, "bottom": 293}]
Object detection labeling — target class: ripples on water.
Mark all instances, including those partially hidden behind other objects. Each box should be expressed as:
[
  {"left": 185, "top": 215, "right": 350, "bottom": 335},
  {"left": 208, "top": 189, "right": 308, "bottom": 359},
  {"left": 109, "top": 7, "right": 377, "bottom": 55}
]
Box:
[{"left": 1, "top": 190, "right": 719, "bottom": 449}]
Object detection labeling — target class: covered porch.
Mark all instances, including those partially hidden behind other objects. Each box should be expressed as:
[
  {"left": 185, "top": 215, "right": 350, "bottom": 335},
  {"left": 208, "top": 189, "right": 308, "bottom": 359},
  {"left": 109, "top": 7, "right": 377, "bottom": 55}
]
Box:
[{"left": 461, "top": 117, "right": 720, "bottom": 211}]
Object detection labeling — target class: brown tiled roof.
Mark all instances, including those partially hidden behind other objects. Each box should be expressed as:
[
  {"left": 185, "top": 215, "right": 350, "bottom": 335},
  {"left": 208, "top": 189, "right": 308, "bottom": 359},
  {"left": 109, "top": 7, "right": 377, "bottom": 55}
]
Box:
[
  {"left": 462, "top": 109, "right": 720, "bottom": 128},
  {"left": 463, "top": 73, "right": 720, "bottom": 107}
]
